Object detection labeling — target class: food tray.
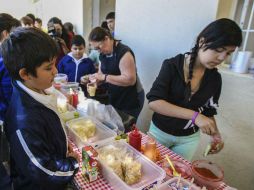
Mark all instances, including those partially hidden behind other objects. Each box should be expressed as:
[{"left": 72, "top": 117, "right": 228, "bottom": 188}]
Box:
[
  {"left": 95, "top": 141, "right": 166, "bottom": 190},
  {"left": 66, "top": 116, "right": 117, "bottom": 149}
]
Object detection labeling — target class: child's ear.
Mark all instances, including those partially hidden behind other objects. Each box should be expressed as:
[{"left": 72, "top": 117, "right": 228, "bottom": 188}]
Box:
[
  {"left": 19, "top": 68, "right": 31, "bottom": 81},
  {"left": 0, "top": 30, "right": 9, "bottom": 42}
]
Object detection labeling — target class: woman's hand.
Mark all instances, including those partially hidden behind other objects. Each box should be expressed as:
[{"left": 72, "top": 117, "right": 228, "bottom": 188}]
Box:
[
  {"left": 209, "top": 133, "right": 224, "bottom": 154},
  {"left": 80, "top": 75, "right": 90, "bottom": 85},
  {"left": 195, "top": 114, "right": 216, "bottom": 135},
  {"left": 89, "top": 73, "right": 105, "bottom": 83}
]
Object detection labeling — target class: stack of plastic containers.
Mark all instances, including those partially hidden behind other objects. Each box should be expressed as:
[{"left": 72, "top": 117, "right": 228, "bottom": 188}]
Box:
[{"left": 95, "top": 140, "right": 166, "bottom": 190}]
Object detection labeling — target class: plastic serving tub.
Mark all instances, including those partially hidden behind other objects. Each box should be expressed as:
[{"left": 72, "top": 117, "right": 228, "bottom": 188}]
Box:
[
  {"left": 157, "top": 177, "right": 201, "bottom": 190},
  {"left": 65, "top": 116, "right": 117, "bottom": 149},
  {"left": 95, "top": 141, "right": 166, "bottom": 190}
]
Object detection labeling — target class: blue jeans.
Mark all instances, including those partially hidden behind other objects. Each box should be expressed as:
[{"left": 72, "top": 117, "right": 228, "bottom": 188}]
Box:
[{"left": 149, "top": 121, "right": 200, "bottom": 161}]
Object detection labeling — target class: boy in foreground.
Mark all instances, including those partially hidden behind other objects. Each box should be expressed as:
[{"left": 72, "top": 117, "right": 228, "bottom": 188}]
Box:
[{"left": 0, "top": 27, "right": 79, "bottom": 190}]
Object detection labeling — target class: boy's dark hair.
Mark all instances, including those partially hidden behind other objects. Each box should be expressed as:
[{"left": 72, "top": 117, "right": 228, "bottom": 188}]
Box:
[
  {"left": 35, "top": 18, "right": 42, "bottom": 24},
  {"left": 106, "top": 12, "right": 115, "bottom": 20},
  {"left": 0, "top": 27, "right": 58, "bottom": 81},
  {"left": 20, "top": 16, "right": 33, "bottom": 26},
  {"left": 89, "top": 27, "right": 113, "bottom": 42},
  {"left": 0, "top": 13, "right": 21, "bottom": 41},
  {"left": 26, "top": 13, "right": 35, "bottom": 24},
  {"left": 71, "top": 35, "right": 86, "bottom": 47}
]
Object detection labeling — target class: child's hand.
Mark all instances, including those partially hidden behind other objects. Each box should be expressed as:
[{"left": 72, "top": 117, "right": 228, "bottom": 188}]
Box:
[{"left": 67, "top": 150, "right": 80, "bottom": 162}]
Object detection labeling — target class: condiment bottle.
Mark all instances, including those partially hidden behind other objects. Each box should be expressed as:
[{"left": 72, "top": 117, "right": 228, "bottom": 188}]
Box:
[
  {"left": 128, "top": 125, "right": 142, "bottom": 151},
  {"left": 72, "top": 90, "right": 79, "bottom": 108}
]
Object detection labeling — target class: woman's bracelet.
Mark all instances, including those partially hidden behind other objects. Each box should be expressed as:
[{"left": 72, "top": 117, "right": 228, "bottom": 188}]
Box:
[{"left": 191, "top": 111, "right": 199, "bottom": 125}]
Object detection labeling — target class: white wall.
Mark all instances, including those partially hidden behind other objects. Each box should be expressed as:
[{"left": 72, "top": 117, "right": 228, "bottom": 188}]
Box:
[
  {"left": 0, "top": 0, "right": 84, "bottom": 35},
  {"left": 99, "top": 0, "right": 115, "bottom": 23},
  {"left": 116, "top": 0, "right": 219, "bottom": 131},
  {"left": 83, "top": 0, "right": 92, "bottom": 40}
]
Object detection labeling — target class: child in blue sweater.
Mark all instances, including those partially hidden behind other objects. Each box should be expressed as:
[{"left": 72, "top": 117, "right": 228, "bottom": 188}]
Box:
[{"left": 58, "top": 35, "right": 96, "bottom": 83}]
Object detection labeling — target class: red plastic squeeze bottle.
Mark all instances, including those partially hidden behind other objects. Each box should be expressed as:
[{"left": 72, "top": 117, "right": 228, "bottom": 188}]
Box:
[
  {"left": 72, "top": 91, "right": 79, "bottom": 108},
  {"left": 128, "top": 124, "right": 142, "bottom": 151}
]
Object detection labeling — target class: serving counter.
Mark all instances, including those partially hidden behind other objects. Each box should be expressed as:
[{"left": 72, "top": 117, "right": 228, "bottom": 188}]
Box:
[{"left": 70, "top": 133, "right": 229, "bottom": 190}]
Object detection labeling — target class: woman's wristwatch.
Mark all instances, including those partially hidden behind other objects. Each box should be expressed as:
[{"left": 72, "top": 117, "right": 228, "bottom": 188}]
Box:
[{"left": 104, "top": 74, "right": 108, "bottom": 82}]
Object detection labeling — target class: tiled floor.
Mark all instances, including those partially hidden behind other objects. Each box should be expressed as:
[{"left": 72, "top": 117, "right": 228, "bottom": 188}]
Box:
[{"left": 192, "top": 69, "right": 254, "bottom": 190}]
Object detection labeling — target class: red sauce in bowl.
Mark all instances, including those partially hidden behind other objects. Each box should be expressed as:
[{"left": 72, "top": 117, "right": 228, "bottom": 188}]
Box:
[{"left": 194, "top": 167, "right": 218, "bottom": 179}]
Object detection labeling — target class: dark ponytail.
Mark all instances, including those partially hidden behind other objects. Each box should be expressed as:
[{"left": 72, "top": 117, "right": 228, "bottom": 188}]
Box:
[
  {"left": 188, "top": 44, "right": 199, "bottom": 82},
  {"left": 184, "top": 43, "right": 199, "bottom": 102}
]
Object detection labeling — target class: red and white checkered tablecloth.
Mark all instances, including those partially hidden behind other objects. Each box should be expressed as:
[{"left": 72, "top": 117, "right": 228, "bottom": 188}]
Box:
[{"left": 70, "top": 133, "right": 229, "bottom": 190}]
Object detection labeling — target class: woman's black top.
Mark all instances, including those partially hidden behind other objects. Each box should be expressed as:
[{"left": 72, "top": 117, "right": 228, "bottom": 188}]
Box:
[
  {"left": 146, "top": 54, "right": 222, "bottom": 136},
  {"left": 100, "top": 41, "right": 139, "bottom": 111}
]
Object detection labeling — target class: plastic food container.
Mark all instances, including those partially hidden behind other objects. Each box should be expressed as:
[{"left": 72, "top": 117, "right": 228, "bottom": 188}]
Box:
[
  {"left": 61, "top": 82, "right": 79, "bottom": 91},
  {"left": 157, "top": 177, "right": 201, "bottom": 190},
  {"left": 160, "top": 158, "right": 192, "bottom": 179},
  {"left": 54, "top": 73, "right": 68, "bottom": 84},
  {"left": 65, "top": 116, "right": 117, "bottom": 149},
  {"left": 191, "top": 160, "right": 224, "bottom": 190},
  {"left": 95, "top": 141, "right": 166, "bottom": 190}
]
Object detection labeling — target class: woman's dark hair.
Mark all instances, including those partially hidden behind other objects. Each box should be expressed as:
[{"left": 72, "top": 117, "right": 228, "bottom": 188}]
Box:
[
  {"left": 0, "top": 27, "right": 58, "bottom": 81},
  {"left": 101, "top": 21, "right": 109, "bottom": 31},
  {"left": 88, "top": 26, "right": 113, "bottom": 42},
  {"left": 0, "top": 13, "right": 21, "bottom": 41},
  {"left": 71, "top": 35, "right": 86, "bottom": 47},
  {"left": 185, "top": 18, "right": 242, "bottom": 102},
  {"left": 48, "top": 17, "right": 70, "bottom": 47}
]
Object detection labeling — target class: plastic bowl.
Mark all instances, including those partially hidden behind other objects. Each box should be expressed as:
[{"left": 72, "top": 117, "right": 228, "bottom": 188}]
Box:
[
  {"left": 191, "top": 160, "right": 224, "bottom": 189},
  {"left": 160, "top": 158, "right": 192, "bottom": 179}
]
